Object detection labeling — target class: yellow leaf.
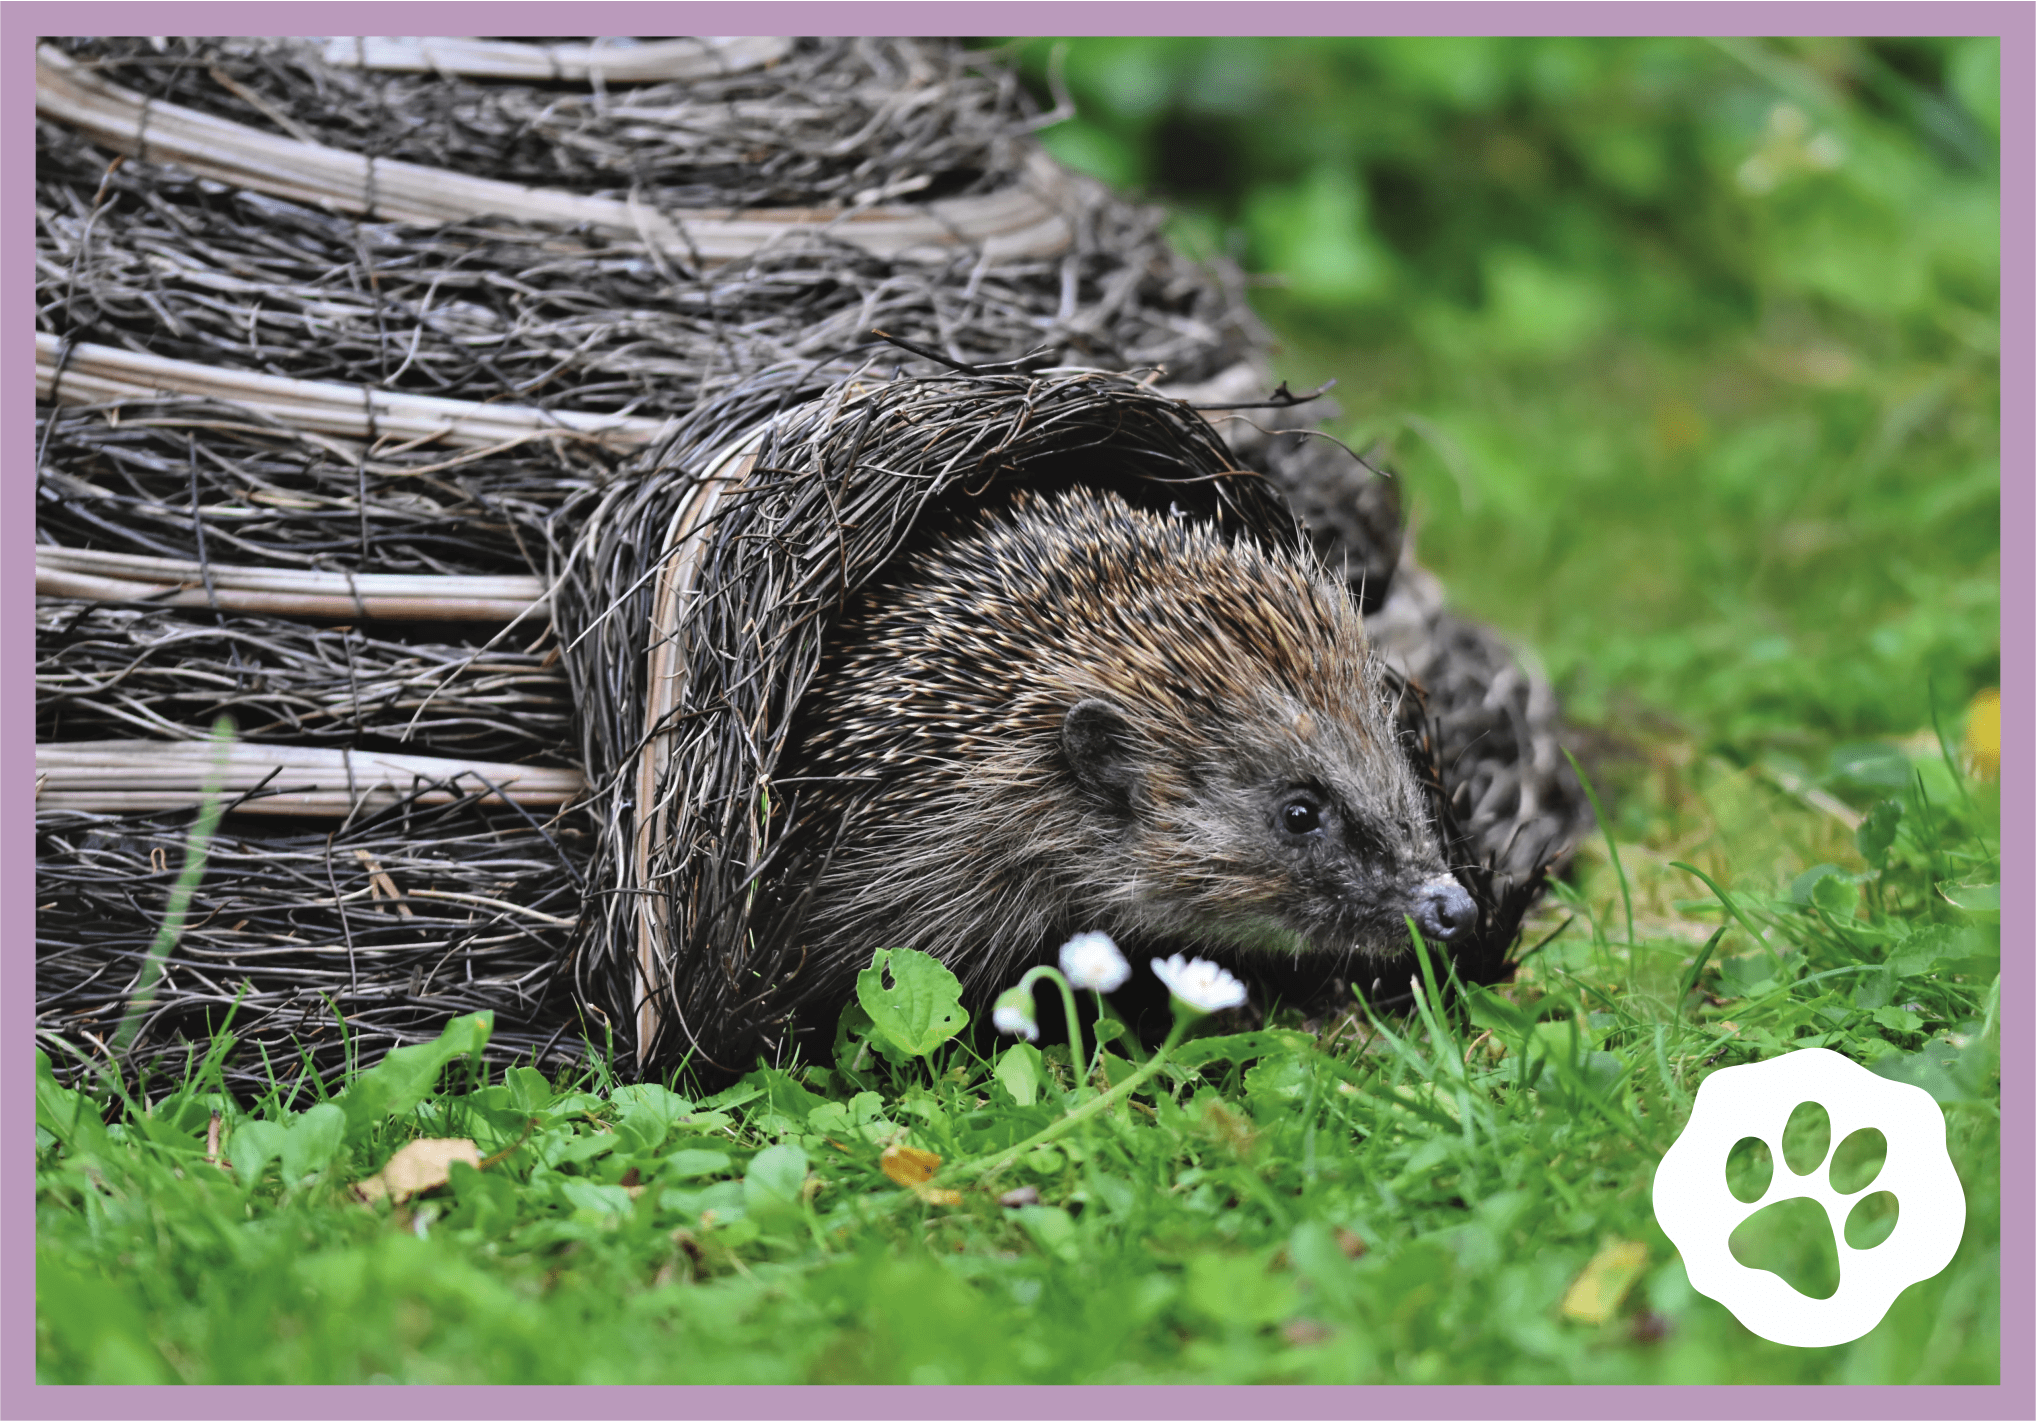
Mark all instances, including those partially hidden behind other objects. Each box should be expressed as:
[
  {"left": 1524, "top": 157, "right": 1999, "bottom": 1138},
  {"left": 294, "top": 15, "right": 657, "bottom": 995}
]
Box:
[
  {"left": 1562, "top": 1239, "right": 1649, "bottom": 1324},
  {"left": 352, "top": 1137, "right": 481, "bottom": 1206},
  {"left": 1965, "top": 688, "right": 2000, "bottom": 780},
  {"left": 880, "top": 1143, "right": 942, "bottom": 1188},
  {"left": 879, "top": 1144, "right": 961, "bottom": 1204}
]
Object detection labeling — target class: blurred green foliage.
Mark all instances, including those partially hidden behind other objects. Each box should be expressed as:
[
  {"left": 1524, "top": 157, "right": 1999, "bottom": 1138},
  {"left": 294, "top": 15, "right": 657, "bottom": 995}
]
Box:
[{"left": 1007, "top": 36, "right": 1999, "bottom": 752}]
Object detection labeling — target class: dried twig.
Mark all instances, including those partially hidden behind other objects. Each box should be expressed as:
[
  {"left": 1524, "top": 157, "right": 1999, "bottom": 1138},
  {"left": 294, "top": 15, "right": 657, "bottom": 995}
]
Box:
[
  {"left": 315, "top": 36, "right": 793, "bottom": 84},
  {"left": 36, "top": 740, "right": 584, "bottom": 815}
]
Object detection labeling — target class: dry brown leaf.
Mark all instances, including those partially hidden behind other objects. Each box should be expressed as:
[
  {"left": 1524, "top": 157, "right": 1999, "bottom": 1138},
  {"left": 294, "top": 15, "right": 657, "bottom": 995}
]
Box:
[
  {"left": 880, "top": 1143, "right": 961, "bottom": 1204},
  {"left": 1561, "top": 1238, "right": 1649, "bottom": 1324},
  {"left": 352, "top": 1137, "right": 481, "bottom": 1205},
  {"left": 880, "top": 1143, "right": 942, "bottom": 1188}
]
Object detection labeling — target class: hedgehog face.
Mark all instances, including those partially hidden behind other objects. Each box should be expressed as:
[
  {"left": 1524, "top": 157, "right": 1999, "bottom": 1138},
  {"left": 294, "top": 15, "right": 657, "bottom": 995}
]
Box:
[
  {"left": 1250, "top": 771, "right": 1476, "bottom": 959},
  {"left": 1062, "top": 689, "right": 1474, "bottom": 963}
]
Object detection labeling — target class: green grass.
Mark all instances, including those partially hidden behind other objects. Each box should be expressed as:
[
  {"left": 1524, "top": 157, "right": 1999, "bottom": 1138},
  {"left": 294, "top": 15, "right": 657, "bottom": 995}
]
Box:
[
  {"left": 35, "top": 36, "right": 2000, "bottom": 1386},
  {"left": 35, "top": 738, "right": 1999, "bottom": 1384},
  {"left": 1015, "top": 34, "right": 2000, "bottom": 747}
]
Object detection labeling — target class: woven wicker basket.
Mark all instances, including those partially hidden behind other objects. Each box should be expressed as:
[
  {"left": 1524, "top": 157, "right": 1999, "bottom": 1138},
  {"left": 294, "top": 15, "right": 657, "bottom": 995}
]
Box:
[{"left": 35, "top": 36, "right": 1584, "bottom": 1089}]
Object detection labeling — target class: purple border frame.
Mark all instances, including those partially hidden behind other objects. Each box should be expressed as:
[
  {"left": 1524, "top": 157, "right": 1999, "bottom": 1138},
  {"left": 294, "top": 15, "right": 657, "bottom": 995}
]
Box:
[{"left": 4, "top": 5, "right": 2027, "bottom": 1418}]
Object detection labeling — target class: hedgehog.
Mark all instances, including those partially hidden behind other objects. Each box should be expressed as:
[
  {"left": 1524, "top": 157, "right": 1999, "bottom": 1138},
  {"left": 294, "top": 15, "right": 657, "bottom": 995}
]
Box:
[{"left": 773, "top": 484, "right": 1476, "bottom": 1030}]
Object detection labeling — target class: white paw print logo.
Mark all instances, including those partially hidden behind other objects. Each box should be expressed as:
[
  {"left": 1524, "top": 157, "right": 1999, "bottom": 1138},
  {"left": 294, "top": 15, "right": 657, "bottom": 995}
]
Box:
[{"left": 1652, "top": 1047, "right": 1965, "bottom": 1347}]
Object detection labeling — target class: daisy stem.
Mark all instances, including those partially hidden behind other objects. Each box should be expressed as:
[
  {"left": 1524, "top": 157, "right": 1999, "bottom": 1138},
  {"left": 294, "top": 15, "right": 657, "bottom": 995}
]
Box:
[
  {"left": 1015, "top": 965, "right": 1087, "bottom": 1101},
  {"left": 944, "top": 1016, "right": 1190, "bottom": 1185},
  {"left": 1089, "top": 988, "right": 1109, "bottom": 1081}
]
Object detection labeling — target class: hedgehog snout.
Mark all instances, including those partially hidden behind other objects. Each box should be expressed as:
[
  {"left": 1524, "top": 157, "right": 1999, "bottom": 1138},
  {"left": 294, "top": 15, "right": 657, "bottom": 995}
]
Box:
[{"left": 1409, "top": 875, "right": 1477, "bottom": 942}]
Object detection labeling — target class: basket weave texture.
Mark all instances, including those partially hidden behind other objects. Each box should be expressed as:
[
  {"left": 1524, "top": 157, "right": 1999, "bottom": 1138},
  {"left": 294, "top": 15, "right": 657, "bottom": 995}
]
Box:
[{"left": 36, "top": 36, "right": 1585, "bottom": 1088}]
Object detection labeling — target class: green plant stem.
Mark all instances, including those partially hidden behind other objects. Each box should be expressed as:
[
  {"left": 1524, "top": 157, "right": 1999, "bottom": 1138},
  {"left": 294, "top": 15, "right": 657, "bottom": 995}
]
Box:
[
  {"left": 108, "top": 717, "right": 235, "bottom": 1069},
  {"left": 1677, "top": 924, "right": 1730, "bottom": 1017},
  {"left": 1088, "top": 989, "right": 1107, "bottom": 1080},
  {"left": 1671, "top": 860, "right": 1776, "bottom": 962},
  {"left": 944, "top": 1016, "right": 1190, "bottom": 1185},
  {"left": 1014, "top": 965, "right": 1087, "bottom": 1100},
  {"left": 1564, "top": 748, "right": 1633, "bottom": 946},
  {"left": 1095, "top": 993, "right": 1148, "bottom": 1064}
]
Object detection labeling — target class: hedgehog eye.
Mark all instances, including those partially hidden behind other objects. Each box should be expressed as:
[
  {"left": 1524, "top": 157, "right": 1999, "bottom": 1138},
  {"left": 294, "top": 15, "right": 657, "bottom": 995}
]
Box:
[{"left": 1279, "top": 796, "right": 1325, "bottom": 837}]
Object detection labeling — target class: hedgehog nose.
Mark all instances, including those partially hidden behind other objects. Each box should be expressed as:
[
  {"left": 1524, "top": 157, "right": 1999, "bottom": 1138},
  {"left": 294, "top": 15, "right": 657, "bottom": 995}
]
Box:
[{"left": 1412, "top": 876, "right": 1477, "bottom": 942}]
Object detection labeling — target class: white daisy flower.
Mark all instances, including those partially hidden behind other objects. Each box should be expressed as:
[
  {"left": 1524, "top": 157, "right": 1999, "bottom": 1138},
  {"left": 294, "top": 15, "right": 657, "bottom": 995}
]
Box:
[
  {"left": 1149, "top": 954, "right": 1248, "bottom": 1016},
  {"left": 1058, "top": 931, "right": 1131, "bottom": 993},
  {"left": 992, "top": 986, "right": 1039, "bottom": 1041}
]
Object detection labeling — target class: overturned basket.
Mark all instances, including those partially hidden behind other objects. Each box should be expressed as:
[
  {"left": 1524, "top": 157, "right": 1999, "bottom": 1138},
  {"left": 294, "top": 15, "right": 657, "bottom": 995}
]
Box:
[{"left": 36, "top": 36, "right": 1584, "bottom": 1089}]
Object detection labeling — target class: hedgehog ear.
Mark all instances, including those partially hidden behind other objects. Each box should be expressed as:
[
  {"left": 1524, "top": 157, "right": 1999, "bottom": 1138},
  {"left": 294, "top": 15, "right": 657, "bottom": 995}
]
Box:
[{"left": 1063, "top": 697, "right": 1140, "bottom": 804}]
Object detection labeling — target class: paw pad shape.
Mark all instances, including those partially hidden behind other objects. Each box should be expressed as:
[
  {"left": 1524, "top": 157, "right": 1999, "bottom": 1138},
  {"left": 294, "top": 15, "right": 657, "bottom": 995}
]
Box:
[{"left": 1652, "top": 1047, "right": 1964, "bottom": 1347}]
